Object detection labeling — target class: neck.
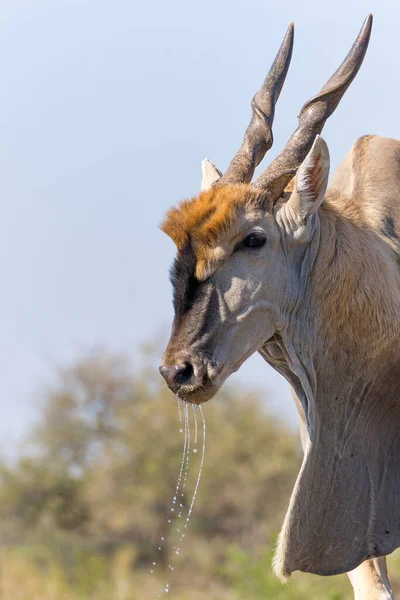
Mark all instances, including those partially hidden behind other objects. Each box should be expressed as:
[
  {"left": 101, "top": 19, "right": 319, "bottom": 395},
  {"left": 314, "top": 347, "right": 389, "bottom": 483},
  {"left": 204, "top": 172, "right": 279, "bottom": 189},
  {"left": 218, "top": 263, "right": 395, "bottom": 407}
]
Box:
[
  {"left": 267, "top": 198, "right": 400, "bottom": 579},
  {"left": 263, "top": 200, "right": 400, "bottom": 438}
]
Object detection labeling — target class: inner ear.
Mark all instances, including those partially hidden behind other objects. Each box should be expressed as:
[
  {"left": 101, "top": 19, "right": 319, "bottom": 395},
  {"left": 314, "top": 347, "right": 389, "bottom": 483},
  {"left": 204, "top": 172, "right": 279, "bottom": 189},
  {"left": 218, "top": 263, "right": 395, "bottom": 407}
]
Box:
[
  {"left": 201, "top": 159, "right": 222, "bottom": 191},
  {"left": 291, "top": 135, "right": 330, "bottom": 221}
]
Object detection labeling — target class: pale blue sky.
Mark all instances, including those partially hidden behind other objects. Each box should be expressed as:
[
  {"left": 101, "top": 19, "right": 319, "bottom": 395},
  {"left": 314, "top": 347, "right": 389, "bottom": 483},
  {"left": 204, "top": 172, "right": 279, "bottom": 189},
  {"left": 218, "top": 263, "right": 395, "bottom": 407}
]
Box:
[{"left": 1, "top": 0, "right": 398, "bottom": 446}]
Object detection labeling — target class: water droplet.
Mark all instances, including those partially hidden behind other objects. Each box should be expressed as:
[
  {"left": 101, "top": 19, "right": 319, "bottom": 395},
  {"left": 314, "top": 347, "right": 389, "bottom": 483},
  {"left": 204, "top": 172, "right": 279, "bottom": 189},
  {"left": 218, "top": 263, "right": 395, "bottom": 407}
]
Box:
[
  {"left": 161, "top": 537, "right": 164, "bottom": 541},
  {"left": 151, "top": 570, "right": 154, "bottom": 574},
  {"left": 153, "top": 562, "right": 156, "bottom": 566},
  {"left": 179, "top": 503, "right": 183, "bottom": 507},
  {"left": 171, "top": 508, "right": 174, "bottom": 512},
  {"left": 168, "top": 519, "right": 171, "bottom": 523},
  {"left": 179, "top": 428, "right": 183, "bottom": 433},
  {"left": 158, "top": 546, "right": 161, "bottom": 550},
  {"left": 193, "top": 448, "right": 198, "bottom": 453}
]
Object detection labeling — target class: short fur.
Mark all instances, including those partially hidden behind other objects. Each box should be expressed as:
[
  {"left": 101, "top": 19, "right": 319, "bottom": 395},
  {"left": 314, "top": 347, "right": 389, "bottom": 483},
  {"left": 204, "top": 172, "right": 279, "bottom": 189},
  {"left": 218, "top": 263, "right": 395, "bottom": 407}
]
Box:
[
  {"left": 162, "top": 184, "right": 252, "bottom": 251},
  {"left": 161, "top": 184, "right": 269, "bottom": 279},
  {"left": 161, "top": 136, "right": 400, "bottom": 600},
  {"left": 159, "top": 15, "right": 398, "bottom": 598}
]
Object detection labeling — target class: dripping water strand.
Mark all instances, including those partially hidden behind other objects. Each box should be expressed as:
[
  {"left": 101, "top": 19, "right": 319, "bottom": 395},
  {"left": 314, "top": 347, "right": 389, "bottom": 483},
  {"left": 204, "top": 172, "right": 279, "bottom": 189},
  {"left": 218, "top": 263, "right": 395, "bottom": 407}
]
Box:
[
  {"left": 183, "top": 405, "right": 206, "bottom": 529},
  {"left": 156, "top": 403, "right": 207, "bottom": 597},
  {"left": 192, "top": 403, "right": 198, "bottom": 448},
  {"left": 170, "top": 400, "right": 188, "bottom": 521},
  {"left": 157, "top": 403, "right": 192, "bottom": 597},
  {"left": 151, "top": 398, "right": 186, "bottom": 577},
  {"left": 163, "top": 404, "right": 206, "bottom": 595},
  {"left": 173, "top": 402, "right": 189, "bottom": 526},
  {"left": 166, "top": 401, "right": 189, "bottom": 575},
  {"left": 180, "top": 402, "right": 191, "bottom": 511},
  {"left": 177, "top": 397, "right": 182, "bottom": 423}
]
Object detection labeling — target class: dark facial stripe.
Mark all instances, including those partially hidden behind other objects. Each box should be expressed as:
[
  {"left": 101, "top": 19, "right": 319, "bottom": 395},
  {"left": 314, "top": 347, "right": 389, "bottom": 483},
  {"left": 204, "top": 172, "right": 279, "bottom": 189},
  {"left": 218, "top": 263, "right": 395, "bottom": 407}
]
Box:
[
  {"left": 382, "top": 216, "right": 398, "bottom": 241},
  {"left": 169, "top": 243, "right": 200, "bottom": 317},
  {"left": 184, "top": 283, "right": 219, "bottom": 347}
]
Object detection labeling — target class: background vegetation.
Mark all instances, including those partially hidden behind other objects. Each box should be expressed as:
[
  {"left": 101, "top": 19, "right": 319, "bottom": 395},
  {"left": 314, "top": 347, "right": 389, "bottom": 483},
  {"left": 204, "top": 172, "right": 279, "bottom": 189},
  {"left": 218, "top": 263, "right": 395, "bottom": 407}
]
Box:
[{"left": 1, "top": 348, "right": 400, "bottom": 599}]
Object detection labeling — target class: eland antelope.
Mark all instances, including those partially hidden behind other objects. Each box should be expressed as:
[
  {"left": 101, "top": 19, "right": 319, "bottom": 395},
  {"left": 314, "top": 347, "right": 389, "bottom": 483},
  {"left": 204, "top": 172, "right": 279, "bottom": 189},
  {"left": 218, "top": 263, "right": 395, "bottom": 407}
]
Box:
[{"left": 159, "top": 14, "right": 400, "bottom": 599}]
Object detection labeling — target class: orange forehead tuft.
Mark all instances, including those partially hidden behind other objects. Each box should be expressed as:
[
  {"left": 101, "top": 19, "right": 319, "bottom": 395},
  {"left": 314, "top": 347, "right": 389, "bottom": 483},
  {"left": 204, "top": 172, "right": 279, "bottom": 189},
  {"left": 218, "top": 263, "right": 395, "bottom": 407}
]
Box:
[{"left": 161, "top": 184, "right": 265, "bottom": 259}]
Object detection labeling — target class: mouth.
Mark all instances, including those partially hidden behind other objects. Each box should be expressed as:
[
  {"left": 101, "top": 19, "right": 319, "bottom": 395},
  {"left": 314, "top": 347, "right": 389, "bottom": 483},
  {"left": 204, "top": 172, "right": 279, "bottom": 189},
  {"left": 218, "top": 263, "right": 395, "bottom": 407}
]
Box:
[
  {"left": 160, "top": 348, "right": 236, "bottom": 404},
  {"left": 175, "top": 363, "right": 224, "bottom": 404},
  {"left": 177, "top": 383, "right": 218, "bottom": 404},
  {"left": 181, "top": 349, "right": 258, "bottom": 404}
]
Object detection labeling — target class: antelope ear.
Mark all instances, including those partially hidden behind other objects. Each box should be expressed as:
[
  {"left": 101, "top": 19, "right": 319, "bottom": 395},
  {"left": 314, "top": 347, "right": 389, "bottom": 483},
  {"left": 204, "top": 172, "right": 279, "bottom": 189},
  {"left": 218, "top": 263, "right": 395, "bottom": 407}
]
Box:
[
  {"left": 201, "top": 158, "right": 222, "bottom": 191},
  {"left": 289, "top": 135, "right": 330, "bottom": 222}
]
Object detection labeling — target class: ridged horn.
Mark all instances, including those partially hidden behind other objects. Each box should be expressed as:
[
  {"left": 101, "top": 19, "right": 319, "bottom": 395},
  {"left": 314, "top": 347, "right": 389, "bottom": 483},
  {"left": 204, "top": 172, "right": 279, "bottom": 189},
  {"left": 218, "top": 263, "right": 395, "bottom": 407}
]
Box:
[
  {"left": 216, "top": 24, "right": 294, "bottom": 186},
  {"left": 253, "top": 14, "right": 373, "bottom": 195}
]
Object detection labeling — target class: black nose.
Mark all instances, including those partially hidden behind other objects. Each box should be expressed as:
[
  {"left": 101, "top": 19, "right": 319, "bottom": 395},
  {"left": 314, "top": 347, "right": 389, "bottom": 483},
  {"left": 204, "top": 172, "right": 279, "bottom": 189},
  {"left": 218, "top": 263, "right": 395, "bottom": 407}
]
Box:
[{"left": 159, "top": 363, "right": 195, "bottom": 392}]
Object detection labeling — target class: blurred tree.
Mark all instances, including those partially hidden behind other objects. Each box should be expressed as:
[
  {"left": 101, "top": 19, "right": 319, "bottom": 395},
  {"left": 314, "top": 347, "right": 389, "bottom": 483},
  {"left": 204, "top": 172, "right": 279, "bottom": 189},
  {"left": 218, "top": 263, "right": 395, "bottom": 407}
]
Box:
[
  {"left": 0, "top": 459, "right": 89, "bottom": 530},
  {"left": 0, "top": 347, "right": 369, "bottom": 599}
]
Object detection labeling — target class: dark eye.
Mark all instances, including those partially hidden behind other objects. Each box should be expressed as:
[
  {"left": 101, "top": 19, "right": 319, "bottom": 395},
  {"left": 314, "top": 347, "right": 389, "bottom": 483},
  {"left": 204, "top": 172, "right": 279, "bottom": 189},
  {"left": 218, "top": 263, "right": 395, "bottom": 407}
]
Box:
[{"left": 242, "top": 232, "right": 266, "bottom": 248}]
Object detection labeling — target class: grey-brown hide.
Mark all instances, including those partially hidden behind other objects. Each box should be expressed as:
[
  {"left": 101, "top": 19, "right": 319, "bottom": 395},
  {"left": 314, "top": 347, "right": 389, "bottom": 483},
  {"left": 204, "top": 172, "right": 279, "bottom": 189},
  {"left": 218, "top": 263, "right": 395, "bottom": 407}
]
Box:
[
  {"left": 267, "top": 135, "right": 400, "bottom": 579},
  {"left": 164, "top": 197, "right": 289, "bottom": 402},
  {"left": 160, "top": 14, "right": 400, "bottom": 593}
]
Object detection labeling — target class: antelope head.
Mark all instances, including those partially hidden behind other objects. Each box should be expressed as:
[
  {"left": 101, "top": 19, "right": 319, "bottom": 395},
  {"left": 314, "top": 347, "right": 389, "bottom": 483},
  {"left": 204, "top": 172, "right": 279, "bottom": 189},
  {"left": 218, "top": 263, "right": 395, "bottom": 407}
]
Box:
[{"left": 160, "top": 16, "right": 372, "bottom": 404}]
